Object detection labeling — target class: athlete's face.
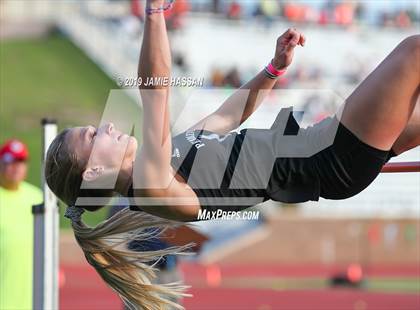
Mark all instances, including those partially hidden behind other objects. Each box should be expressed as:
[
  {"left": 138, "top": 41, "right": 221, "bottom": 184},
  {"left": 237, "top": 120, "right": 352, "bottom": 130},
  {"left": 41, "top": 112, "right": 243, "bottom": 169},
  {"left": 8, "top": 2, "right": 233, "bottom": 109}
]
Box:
[
  {"left": 0, "top": 160, "right": 27, "bottom": 188},
  {"left": 65, "top": 123, "right": 138, "bottom": 171}
]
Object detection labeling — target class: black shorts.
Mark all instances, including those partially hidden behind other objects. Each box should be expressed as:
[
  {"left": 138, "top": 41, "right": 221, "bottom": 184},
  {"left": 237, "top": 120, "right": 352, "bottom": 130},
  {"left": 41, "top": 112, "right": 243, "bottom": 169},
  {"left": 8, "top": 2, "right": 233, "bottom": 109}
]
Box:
[
  {"left": 313, "top": 119, "right": 390, "bottom": 200},
  {"left": 267, "top": 113, "right": 391, "bottom": 203}
]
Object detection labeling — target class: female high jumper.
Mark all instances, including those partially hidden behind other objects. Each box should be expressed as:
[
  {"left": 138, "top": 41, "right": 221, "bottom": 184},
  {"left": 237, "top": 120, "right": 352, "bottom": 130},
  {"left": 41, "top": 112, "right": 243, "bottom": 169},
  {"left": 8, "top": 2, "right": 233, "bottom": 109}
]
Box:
[{"left": 45, "top": 0, "right": 419, "bottom": 308}]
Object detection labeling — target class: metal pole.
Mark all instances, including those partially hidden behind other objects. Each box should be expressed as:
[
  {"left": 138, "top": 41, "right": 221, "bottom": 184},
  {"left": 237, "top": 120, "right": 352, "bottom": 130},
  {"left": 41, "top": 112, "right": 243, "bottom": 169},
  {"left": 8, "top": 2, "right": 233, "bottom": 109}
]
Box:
[{"left": 33, "top": 118, "right": 59, "bottom": 310}]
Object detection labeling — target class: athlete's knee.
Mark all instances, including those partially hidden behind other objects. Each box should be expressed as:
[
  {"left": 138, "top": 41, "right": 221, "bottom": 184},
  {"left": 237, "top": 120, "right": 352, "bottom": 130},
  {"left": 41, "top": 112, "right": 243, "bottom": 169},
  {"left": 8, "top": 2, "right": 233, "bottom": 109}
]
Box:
[
  {"left": 395, "top": 35, "right": 420, "bottom": 81},
  {"left": 399, "top": 35, "right": 420, "bottom": 60}
]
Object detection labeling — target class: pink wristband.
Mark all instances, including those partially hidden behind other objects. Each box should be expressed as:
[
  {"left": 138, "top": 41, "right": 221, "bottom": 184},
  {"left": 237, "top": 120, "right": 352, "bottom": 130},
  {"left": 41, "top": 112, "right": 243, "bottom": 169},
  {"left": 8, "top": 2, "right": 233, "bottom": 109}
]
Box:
[{"left": 267, "top": 61, "right": 286, "bottom": 76}]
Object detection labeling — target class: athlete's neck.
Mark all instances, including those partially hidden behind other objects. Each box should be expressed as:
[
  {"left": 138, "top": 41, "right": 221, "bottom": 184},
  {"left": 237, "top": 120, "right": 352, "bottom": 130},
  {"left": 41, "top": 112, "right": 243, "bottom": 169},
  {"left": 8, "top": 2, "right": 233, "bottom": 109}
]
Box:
[{"left": 115, "top": 159, "right": 133, "bottom": 196}]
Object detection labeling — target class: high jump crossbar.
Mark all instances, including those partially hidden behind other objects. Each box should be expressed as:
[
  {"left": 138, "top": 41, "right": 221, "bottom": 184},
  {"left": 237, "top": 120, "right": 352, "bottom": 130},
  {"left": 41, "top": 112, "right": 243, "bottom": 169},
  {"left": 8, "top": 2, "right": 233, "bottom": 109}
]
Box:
[
  {"left": 381, "top": 161, "right": 420, "bottom": 173},
  {"left": 32, "top": 119, "right": 59, "bottom": 310}
]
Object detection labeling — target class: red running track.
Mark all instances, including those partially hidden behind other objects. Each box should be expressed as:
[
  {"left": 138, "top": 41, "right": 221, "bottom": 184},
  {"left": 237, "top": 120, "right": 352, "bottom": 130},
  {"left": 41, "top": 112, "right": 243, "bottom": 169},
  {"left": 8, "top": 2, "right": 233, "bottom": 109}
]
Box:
[
  {"left": 60, "top": 264, "right": 420, "bottom": 310},
  {"left": 181, "top": 263, "right": 420, "bottom": 278},
  {"left": 184, "top": 288, "right": 419, "bottom": 310}
]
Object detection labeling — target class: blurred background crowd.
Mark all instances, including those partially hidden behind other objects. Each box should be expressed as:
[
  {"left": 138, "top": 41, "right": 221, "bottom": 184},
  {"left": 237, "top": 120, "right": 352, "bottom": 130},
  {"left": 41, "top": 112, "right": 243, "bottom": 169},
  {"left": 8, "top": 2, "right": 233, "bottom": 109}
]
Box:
[
  {"left": 84, "top": 0, "right": 419, "bottom": 31},
  {"left": 75, "top": 0, "right": 419, "bottom": 88}
]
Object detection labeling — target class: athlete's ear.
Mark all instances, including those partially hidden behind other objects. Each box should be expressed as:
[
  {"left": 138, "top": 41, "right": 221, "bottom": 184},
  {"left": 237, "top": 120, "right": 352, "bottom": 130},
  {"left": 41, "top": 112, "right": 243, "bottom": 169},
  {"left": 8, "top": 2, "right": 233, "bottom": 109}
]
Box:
[{"left": 82, "top": 166, "right": 105, "bottom": 182}]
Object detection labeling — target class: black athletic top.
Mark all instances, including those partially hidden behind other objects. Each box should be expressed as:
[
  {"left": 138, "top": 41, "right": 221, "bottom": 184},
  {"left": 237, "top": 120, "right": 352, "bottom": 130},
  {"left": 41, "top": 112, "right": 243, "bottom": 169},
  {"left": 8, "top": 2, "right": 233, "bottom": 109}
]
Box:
[
  {"left": 169, "top": 128, "right": 269, "bottom": 212},
  {"left": 168, "top": 109, "right": 318, "bottom": 212}
]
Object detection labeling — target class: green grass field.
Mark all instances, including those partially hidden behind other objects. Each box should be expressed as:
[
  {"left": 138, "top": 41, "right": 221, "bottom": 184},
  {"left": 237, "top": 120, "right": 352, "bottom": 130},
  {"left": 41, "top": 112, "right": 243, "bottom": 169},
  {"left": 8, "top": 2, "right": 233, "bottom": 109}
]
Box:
[
  {"left": 222, "top": 276, "right": 420, "bottom": 294},
  {"left": 0, "top": 33, "right": 128, "bottom": 228}
]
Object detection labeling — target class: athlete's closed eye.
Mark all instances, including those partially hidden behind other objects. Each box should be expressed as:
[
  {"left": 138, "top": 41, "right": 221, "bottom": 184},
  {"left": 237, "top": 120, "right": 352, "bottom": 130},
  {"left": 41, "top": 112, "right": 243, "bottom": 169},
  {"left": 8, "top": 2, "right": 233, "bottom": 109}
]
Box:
[{"left": 90, "top": 127, "right": 97, "bottom": 142}]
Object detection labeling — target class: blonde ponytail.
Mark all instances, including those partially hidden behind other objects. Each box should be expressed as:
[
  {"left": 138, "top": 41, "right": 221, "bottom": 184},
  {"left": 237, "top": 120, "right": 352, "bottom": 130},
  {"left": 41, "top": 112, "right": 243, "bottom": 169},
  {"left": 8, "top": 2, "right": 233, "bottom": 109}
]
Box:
[
  {"left": 46, "top": 130, "right": 194, "bottom": 308},
  {"left": 66, "top": 206, "right": 194, "bottom": 310}
]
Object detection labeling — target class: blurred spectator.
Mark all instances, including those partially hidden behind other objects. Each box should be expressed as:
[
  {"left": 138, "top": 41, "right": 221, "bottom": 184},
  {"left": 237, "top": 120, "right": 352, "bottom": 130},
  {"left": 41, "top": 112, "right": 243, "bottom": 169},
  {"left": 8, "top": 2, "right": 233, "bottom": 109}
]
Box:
[
  {"left": 318, "top": 8, "right": 329, "bottom": 25},
  {"left": 406, "top": 7, "right": 418, "bottom": 24},
  {"left": 212, "top": 0, "right": 221, "bottom": 14},
  {"left": 173, "top": 52, "right": 189, "bottom": 72},
  {"left": 289, "top": 64, "right": 324, "bottom": 86},
  {"left": 380, "top": 11, "right": 394, "bottom": 27},
  {"left": 257, "top": 0, "right": 280, "bottom": 28},
  {"left": 223, "top": 67, "right": 242, "bottom": 88},
  {"left": 0, "top": 139, "right": 43, "bottom": 310},
  {"left": 210, "top": 67, "right": 225, "bottom": 87},
  {"left": 334, "top": 2, "right": 355, "bottom": 27},
  {"left": 209, "top": 67, "right": 242, "bottom": 88},
  {"left": 284, "top": 2, "right": 307, "bottom": 23},
  {"left": 107, "top": 205, "right": 183, "bottom": 309},
  {"left": 354, "top": 2, "right": 366, "bottom": 23},
  {"left": 395, "top": 10, "right": 412, "bottom": 28},
  {"left": 227, "top": 1, "right": 242, "bottom": 20},
  {"left": 164, "top": 0, "right": 190, "bottom": 31},
  {"left": 130, "top": 0, "right": 144, "bottom": 22}
]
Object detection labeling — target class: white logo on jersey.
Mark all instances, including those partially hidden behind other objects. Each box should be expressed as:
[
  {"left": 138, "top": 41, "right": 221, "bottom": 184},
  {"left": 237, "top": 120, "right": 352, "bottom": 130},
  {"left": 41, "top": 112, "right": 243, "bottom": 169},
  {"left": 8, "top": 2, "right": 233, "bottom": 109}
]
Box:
[
  {"left": 185, "top": 130, "right": 205, "bottom": 149},
  {"left": 199, "top": 133, "right": 231, "bottom": 142},
  {"left": 171, "top": 148, "right": 180, "bottom": 158}
]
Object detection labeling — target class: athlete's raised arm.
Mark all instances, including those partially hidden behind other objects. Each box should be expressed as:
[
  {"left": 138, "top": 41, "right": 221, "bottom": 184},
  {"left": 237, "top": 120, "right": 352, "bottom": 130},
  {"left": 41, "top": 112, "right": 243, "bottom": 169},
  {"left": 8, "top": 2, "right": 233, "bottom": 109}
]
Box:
[
  {"left": 188, "top": 28, "right": 306, "bottom": 135},
  {"left": 135, "top": 0, "right": 200, "bottom": 221},
  {"left": 136, "top": 0, "right": 173, "bottom": 188}
]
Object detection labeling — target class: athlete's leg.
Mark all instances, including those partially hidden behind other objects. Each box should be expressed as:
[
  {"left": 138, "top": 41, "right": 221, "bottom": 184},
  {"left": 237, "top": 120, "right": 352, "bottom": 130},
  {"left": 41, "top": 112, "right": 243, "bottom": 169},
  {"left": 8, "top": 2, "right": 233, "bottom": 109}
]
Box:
[{"left": 339, "top": 35, "right": 420, "bottom": 151}]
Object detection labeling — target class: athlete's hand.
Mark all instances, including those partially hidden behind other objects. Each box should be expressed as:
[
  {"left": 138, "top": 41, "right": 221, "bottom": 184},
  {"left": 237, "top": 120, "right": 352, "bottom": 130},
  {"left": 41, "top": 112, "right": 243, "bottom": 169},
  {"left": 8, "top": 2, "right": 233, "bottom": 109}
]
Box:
[{"left": 272, "top": 28, "right": 306, "bottom": 70}]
